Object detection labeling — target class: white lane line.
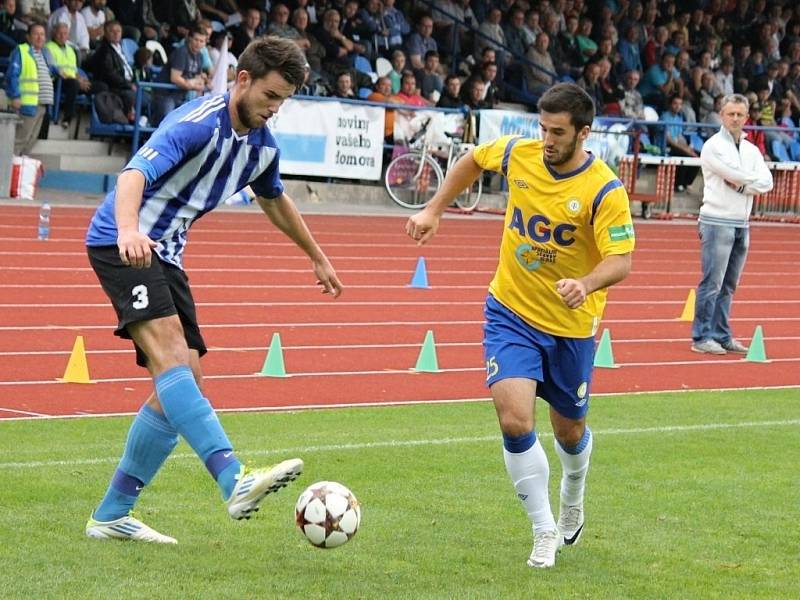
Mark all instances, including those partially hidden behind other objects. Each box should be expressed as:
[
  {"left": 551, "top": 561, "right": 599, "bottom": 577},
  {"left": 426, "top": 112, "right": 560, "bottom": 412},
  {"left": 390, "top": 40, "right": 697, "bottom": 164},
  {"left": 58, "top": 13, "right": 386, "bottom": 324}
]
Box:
[
  {"left": 0, "top": 418, "right": 798, "bottom": 469},
  {"left": 4, "top": 316, "right": 800, "bottom": 332},
  {"left": 2, "top": 357, "right": 800, "bottom": 386},
  {"left": 2, "top": 336, "right": 800, "bottom": 357}
]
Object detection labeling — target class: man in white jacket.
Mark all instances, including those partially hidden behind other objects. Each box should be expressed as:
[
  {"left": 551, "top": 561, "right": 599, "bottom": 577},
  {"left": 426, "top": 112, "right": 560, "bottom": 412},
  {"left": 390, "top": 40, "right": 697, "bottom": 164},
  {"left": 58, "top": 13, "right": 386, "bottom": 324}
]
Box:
[{"left": 691, "top": 93, "right": 773, "bottom": 354}]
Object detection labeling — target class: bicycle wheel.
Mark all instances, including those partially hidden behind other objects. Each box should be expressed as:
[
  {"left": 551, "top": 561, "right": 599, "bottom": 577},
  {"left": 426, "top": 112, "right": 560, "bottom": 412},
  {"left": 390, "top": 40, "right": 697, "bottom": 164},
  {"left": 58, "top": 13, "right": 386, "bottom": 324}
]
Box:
[
  {"left": 453, "top": 146, "right": 483, "bottom": 211},
  {"left": 385, "top": 152, "right": 444, "bottom": 209}
]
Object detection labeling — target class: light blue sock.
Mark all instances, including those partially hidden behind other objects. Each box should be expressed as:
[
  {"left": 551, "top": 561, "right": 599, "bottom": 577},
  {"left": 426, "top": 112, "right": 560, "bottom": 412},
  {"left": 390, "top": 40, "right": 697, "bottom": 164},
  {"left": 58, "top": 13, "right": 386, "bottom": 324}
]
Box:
[
  {"left": 93, "top": 405, "right": 179, "bottom": 521},
  {"left": 154, "top": 366, "right": 241, "bottom": 498}
]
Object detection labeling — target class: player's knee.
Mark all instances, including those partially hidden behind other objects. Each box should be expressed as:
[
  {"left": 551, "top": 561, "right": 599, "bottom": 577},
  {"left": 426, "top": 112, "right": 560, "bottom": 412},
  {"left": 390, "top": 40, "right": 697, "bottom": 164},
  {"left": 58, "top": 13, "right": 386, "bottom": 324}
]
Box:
[
  {"left": 497, "top": 412, "right": 534, "bottom": 437},
  {"left": 554, "top": 423, "right": 585, "bottom": 448}
]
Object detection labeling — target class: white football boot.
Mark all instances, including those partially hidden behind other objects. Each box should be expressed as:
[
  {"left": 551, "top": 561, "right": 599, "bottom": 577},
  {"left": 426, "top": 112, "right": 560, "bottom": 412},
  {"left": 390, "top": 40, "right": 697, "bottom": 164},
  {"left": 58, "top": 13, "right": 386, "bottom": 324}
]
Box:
[
  {"left": 226, "top": 458, "right": 304, "bottom": 520},
  {"left": 85, "top": 513, "right": 177, "bottom": 544},
  {"left": 557, "top": 503, "right": 585, "bottom": 546},
  {"left": 527, "top": 529, "right": 563, "bottom": 568}
]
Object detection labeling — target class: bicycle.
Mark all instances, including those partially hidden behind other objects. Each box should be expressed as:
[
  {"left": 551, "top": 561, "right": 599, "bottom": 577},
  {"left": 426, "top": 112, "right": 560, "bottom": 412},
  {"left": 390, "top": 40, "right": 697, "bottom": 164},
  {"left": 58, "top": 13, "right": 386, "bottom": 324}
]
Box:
[{"left": 384, "top": 117, "right": 483, "bottom": 211}]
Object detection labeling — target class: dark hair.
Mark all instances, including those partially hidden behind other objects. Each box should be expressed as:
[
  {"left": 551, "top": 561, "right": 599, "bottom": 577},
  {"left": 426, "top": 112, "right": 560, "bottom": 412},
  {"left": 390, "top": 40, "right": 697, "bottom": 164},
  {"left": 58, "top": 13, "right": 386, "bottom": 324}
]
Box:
[
  {"left": 537, "top": 83, "right": 595, "bottom": 130},
  {"left": 237, "top": 36, "right": 306, "bottom": 89}
]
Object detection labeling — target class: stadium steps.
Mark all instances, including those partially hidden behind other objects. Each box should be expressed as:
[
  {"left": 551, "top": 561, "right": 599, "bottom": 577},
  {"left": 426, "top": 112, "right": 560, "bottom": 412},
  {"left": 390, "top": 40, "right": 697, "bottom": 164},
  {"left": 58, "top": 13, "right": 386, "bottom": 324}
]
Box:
[{"left": 28, "top": 140, "right": 128, "bottom": 174}]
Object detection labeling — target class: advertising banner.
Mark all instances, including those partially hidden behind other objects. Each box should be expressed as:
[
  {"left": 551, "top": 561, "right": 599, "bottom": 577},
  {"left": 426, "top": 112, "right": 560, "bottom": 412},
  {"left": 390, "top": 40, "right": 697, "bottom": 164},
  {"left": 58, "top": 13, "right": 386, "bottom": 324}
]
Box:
[{"left": 269, "top": 98, "right": 386, "bottom": 180}]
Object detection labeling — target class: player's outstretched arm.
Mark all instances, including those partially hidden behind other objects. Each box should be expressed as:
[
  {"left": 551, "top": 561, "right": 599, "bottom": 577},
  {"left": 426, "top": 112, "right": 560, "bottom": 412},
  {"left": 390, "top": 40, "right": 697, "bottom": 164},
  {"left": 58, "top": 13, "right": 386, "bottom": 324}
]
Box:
[
  {"left": 406, "top": 149, "right": 483, "bottom": 246},
  {"left": 256, "top": 194, "right": 343, "bottom": 297},
  {"left": 556, "top": 253, "right": 632, "bottom": 309},
  {"left": 115, "top": 169, "right": 158, "bottom": 269}
]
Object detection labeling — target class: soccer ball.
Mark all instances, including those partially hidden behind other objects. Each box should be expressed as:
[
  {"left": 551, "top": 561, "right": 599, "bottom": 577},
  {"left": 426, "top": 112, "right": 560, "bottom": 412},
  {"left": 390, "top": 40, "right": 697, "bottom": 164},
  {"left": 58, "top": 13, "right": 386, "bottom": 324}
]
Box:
[{"left": 295, "top": 481, "right": 361, "bottom": 549}]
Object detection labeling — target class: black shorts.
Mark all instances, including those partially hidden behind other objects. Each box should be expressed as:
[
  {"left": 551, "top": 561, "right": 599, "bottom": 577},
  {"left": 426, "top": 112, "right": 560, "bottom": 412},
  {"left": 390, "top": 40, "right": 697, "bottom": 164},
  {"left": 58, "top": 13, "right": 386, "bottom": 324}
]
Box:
[{"left": 87, "top": 245, "right": 207, "bottom": 367}]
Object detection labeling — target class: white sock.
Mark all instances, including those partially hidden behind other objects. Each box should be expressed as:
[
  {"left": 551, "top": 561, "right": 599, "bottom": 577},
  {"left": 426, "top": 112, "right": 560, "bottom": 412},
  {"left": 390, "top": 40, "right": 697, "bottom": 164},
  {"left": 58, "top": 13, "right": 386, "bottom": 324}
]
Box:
[
  {"left": 553, "top": 428, "right": 593, "bottom": 507},
  {"left": 503, "top": 437, "right": 556, "bottom": 534}
]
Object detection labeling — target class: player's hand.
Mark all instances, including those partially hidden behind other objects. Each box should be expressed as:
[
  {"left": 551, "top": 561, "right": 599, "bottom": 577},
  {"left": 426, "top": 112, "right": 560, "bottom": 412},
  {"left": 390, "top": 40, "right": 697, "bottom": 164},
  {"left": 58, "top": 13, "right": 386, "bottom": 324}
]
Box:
[
  {"left": 556, "top": 278, "right": 587, "bottom": 309},
  {"left": 406, "top": 209, "right": 439, "bottom": 246},
  {"left": 313, "top": 257, "right": 343, "bottom": 298},
  {"left": 117, "top": 230, "right": 158, "bottom": 269}
]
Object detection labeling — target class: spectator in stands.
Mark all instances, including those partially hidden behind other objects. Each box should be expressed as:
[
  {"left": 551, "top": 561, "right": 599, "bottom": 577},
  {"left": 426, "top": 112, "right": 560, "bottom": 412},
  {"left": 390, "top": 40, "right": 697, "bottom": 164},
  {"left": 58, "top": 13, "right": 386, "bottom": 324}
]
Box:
[
  {"left": 619, "top": 69, "right": 645, "bottom": 120},
  {"left": 691, "top": 93, "right": 773, "bottom": 355},
  {"left": 0, "top": 0, "right": 26, "bottom": 57},
  {"left": 84, "top": 20, "right": 136, "bottom": 118},
  {"left": 521, "top": 8, "right": 542, "bottom": 49},
  {"left": 366, "top": 75, "right": 395, "bottom": 145},
  {"left": 701, "top": 94, "right": 723, "bottom": 137},
  {"left": 332, "top": 70, "right": 355, "bottom": 99},
  {"left": 639, "top": 52, "right": 681, "bottom": 112},
  {"left": 151, "top": 25, "right": 209, "bottom": 125},
  {"left": 476, "top": 60, "right": 500, "bottom": 109},
  {"left": 474, "top": 7, "right": 505, "bottom": 67},
  {"left": 267, "top": 3, "right": 298, "bottom": 39},
  {"left": 107, "top": 0, "right": 162, "bottom": 44},
  {"left": 5, "top": 22, "right": 53, "bottom": 154},
  {"left": 387, "top": 48, "right": 405, "bottom": 94},
  {"left": 577, "top": 60, "right": 604, "bottom": 113},
  {"left": 617, "top": 24, "right": 643, "bottom": 76},
  {"left": 394, "top": 69, "right": 429, "bottom": 107},
  {"left": 198, "top": 0, "right": 238, "bottom": 26},
  {"left": 405, "top": 13, "right": 437, "bottom": 72},
  {"left": 755, "top": 85, "right": 793, "bottom": 159},
  {"left": 81, "top": 0, "right": 114, "bottom": 48},
  {"left": 49, "top": 0, "right": 90, "bottom": 61},
  {"left": 416, "top": 50, "right": 443, "bottom": 105},
  {"left": 229, "top": 7, "right": 261, "bottom": 57},
  {"left": 291, "top": 7, "right": 324, "bottom": 76},
  {"left": 715, "top": 57, "right": 734, "bottom": 97},
  {"left": 358, "top": 0, "right": 389, "bottom": 57},
  {"left": 340, "top": 0, "right": 371, "bottom": 61},
  {"left": 314, "top": 7, "right": 356, "bottom": 80},
  {"left": 754, "top": 61, "right": 784, "bottom": 102},
  {"left": 462, "top": 76, "right": 488, "bottom": 111},
  {"left": 46, "top": 21, "right": 92, "bottom": 129},
  {"left": 437, "top": 73, "right": 464, "bottom": 109},
  {"left": 504, "top": 7, "right": 530, "bottom": 62},
  {"left": 596, "top": 56, "right": 622, "bottom": 115},
  {"left": 696, "top": 71, "right": 718, "bottom": 123},
  {"left": 524, "top": 31, "right": 556, "bottom": 97},
  {"left": 660, "top": 94, "right": 699, "bottom": 193},
  {"left": 575, "top": 16, "right": 597, "bottom": 64},
  {"left": 381, "top": 0, "right": 410, "bottom": 54}
]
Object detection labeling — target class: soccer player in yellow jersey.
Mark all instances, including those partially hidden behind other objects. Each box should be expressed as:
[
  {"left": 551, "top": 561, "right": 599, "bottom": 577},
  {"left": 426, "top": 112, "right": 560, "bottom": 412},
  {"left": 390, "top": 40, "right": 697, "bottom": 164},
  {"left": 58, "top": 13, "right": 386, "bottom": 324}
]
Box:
[{"left": 406, "top": 84, "right": 635, "bottom": 569}]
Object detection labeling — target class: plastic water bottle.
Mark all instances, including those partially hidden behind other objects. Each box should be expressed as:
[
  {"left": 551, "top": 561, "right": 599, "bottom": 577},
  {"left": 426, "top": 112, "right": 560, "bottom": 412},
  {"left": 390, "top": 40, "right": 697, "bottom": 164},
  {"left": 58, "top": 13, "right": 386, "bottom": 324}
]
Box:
[{"left": 37, "top": 202, "right": 51, "bottom": 240}]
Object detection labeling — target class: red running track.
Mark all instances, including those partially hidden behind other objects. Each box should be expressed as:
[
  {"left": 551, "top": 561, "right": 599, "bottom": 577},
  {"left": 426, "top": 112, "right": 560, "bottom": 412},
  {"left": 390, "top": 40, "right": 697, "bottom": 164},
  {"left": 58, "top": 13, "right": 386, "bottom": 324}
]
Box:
[{"left": 1, "top": 205, "right": 799, "bottom": 419}]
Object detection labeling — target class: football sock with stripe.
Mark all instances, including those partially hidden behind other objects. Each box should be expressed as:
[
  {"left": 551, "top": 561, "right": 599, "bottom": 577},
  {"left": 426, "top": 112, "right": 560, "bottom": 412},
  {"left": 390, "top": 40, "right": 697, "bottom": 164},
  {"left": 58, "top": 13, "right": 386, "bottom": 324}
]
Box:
[
  {"left": 502, "top": 431, "right": 556, "bottom": 534},
  {"left": 93, "top": 405, "right": 179, "bottom": 521},
  {"left": 154, "top": 365, "right": 242, "bottom": 499},
  {"left": 554, "top": 427, "right": 593, "bottom": 507}
]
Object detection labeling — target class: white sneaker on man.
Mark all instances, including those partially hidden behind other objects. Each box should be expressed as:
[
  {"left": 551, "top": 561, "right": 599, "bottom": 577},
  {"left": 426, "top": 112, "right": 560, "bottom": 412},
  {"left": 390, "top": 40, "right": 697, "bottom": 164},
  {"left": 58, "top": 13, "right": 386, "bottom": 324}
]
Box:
[
  {"left": 558, "top": 503, "right": 585, "bottom": 546},
  {"left": 85, "top": 513, "right": 177, "bottom": 544},
  {"left": 527, "top": 529, "right": 562, "bottom": 568},
  {"left": 226, "top": 458, "right": 304, "bottom": 520},
  {"left": 691, "top": 339, "right": 727, "bottom": 354}
]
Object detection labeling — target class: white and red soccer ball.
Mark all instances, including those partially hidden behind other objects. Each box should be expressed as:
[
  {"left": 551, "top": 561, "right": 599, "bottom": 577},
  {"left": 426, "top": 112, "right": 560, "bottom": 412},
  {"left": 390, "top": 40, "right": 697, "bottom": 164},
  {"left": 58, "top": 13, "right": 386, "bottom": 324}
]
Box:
[{"left": 295, "top": 481, "right": 361, "bottom": 549}]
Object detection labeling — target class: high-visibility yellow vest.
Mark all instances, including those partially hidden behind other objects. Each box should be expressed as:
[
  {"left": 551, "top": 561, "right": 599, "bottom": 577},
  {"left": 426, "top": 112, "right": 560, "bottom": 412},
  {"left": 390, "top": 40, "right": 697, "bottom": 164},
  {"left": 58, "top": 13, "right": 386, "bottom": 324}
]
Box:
[
  {"left": 45, "top": 40, "right": 77, "bottom": 79},
  {"left": 17, "top": 43, "right": 39, "bottom": 111}
]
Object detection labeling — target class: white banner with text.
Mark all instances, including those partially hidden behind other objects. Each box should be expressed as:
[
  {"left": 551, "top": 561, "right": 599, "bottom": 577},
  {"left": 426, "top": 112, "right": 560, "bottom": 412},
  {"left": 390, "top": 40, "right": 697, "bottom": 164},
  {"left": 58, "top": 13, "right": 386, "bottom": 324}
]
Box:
[{"left": 269, "top": 99, "right": 386, "bottom": 180}]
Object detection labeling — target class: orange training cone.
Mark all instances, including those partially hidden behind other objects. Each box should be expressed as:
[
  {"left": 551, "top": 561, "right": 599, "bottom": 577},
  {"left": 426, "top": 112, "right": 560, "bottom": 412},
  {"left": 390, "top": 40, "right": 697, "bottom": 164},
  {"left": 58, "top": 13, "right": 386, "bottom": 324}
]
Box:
[{"left": 59, "top": 335, "right": 94, "bottom": 383}]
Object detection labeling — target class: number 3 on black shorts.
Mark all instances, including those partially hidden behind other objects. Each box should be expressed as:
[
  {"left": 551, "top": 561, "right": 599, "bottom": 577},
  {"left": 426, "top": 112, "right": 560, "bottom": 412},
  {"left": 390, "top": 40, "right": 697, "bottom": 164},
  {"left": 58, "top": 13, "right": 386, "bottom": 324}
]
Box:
[{"left": 131, "top": 284, "right": 150, "bottom": 309}]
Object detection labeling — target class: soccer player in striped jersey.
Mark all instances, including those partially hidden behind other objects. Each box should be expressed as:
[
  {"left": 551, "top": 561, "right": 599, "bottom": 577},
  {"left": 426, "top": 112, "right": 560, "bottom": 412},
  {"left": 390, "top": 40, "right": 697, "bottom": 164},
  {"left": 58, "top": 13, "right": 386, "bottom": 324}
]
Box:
[
  {"left": 83, "top": 37, "right": 343, "bottom": 544},
  {"left": 406, "top": 84, "right": 635, "bottom": 568}
]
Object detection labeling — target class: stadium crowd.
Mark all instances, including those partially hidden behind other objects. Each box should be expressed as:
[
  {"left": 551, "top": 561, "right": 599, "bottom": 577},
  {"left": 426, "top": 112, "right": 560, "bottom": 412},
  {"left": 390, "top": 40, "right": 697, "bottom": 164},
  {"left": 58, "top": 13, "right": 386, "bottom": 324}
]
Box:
[{"left": 3, "top": 0, "right": 800, "bottom": 163}]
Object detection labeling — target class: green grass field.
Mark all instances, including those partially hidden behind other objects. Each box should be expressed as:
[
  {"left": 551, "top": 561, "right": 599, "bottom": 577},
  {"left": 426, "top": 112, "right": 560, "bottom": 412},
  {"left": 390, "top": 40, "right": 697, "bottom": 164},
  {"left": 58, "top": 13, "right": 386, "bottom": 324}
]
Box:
[{"left": 1, "top": 389, "right": 798, "bottom": 599}]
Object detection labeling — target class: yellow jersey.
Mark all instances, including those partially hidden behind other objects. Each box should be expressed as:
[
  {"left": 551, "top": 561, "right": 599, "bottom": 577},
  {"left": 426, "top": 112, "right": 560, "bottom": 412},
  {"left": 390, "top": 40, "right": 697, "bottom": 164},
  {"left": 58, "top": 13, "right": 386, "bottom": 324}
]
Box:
[{"left": 473, "top": 135, "right": 635, "bottom": 338}]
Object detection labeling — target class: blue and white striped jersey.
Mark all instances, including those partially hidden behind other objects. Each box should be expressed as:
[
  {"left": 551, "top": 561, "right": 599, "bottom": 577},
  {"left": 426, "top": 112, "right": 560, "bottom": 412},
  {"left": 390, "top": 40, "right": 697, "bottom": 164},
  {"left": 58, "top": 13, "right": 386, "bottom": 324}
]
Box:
[{"left": 86, "top": 93, "right": 283, "bottom": 269}]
